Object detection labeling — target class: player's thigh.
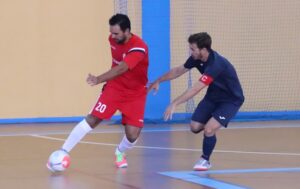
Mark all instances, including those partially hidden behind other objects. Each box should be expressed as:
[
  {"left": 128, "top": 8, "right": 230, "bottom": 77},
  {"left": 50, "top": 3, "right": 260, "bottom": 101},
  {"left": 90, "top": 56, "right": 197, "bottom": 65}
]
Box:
[
  {"left": 120, "top": 95, "right": 146, "bottom": 128},
  {"left": 90, "top": 88, "right": 118, "bottom": 120},
  {"left": 192, "top": 98, "right": 216, "bottom": 125},
  {"left": 211, "top": 102, "right": 241, "bottom": 128}
]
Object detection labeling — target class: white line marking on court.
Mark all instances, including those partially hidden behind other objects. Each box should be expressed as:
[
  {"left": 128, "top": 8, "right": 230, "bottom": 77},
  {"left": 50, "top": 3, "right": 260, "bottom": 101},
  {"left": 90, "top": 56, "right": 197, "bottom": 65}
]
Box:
[
  {"left": 0, "top": 128, "right": 188, "bottom": 137},
  {"left": 31, "top": 134, "right": 300, "bottom": 157},
  {"left": 0, "top": 124, "right": 299, "bottom": 137}
]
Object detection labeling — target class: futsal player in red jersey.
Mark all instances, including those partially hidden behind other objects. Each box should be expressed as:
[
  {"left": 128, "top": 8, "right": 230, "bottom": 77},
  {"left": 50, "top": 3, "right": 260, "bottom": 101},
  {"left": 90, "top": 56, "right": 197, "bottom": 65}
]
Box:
[{"left": 48, "top": 14, "right": 149, "bottom": 169}]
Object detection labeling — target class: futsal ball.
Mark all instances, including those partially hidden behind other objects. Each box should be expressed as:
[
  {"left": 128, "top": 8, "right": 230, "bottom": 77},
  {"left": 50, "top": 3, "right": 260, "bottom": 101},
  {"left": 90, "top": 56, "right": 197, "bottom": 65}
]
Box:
[{"left": 47, "top": 150, "right": 70, "bottom": 172}]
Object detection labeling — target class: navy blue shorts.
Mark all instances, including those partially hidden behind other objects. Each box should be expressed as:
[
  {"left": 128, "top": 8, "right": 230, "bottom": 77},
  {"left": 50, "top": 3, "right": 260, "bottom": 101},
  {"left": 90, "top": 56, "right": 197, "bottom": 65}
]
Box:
[{"left": 191, "top": 98, "right": 241, "bottom": 127}]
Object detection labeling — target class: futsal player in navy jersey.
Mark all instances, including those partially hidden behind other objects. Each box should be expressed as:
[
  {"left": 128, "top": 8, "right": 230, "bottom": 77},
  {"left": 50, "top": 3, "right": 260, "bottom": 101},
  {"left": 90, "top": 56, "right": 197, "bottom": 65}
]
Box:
[{"left": 148, "top": 32, "right": 244, "bottom": 171}]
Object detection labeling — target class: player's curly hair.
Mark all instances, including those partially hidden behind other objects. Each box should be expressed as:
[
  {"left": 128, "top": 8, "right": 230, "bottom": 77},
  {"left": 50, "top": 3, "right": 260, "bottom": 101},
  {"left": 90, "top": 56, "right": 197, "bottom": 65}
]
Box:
[
  {"left": 109, "top": 14, "right": 131, "bottom": 32},
  {"left": 188, "top": 32, "right": 212, "bottom": 50}
]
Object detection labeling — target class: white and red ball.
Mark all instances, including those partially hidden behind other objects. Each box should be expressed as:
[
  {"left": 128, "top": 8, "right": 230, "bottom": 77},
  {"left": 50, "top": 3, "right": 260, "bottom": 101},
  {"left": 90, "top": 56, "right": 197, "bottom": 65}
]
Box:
[{"left": 47, "top": 150, "right": 70, "bottom": 172}]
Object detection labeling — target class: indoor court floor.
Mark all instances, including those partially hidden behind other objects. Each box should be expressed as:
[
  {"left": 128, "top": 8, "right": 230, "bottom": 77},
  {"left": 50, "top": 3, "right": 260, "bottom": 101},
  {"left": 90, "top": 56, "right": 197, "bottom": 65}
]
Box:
[{"left": 1, "top": 120, "right": 300, "bottom": 189}]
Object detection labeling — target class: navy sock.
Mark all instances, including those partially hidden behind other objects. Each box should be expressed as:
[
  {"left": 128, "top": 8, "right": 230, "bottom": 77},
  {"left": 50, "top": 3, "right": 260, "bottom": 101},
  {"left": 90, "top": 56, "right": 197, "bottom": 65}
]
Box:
[{"left": 201, "top": 135, "right": 217, "bottom": 161}]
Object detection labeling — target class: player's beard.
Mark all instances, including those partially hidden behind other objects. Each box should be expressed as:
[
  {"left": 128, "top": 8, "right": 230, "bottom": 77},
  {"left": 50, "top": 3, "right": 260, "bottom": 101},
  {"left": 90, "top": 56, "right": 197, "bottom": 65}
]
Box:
[{"left": 115, "top": 36, "right": 126, "bottom": 44}]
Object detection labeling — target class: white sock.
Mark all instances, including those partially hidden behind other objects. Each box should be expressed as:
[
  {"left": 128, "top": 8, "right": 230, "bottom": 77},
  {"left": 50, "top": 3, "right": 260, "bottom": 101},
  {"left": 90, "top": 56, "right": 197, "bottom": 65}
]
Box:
[
  {"left": 62, "top": 119, "right": 93, "bottom": 153},
  {"left": 115, "top": 135, "right": 137, "bottom": 154}
]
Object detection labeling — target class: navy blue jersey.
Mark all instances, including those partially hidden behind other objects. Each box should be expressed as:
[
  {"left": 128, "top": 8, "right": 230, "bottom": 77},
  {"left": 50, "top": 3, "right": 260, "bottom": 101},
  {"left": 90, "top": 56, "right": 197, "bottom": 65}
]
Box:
[{"left": 184, "top": 50, "right": 244, "bottom": 106}]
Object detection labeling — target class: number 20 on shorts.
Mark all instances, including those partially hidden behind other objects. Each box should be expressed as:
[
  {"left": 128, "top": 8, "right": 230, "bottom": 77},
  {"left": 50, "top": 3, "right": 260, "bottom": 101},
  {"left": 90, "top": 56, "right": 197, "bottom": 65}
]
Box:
[{"left": 95, "top": 102, "right": 107, "bottom": 113}]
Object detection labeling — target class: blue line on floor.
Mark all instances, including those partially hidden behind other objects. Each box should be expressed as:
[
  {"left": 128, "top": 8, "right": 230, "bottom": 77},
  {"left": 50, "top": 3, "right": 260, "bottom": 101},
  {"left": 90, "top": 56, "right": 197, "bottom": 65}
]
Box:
[
  {"left": 159, "top": 167, "right": 300, "bottom": 189},
  {"left": 160, "top": 171, "right": 248, "bottom": 189},
  {"left": 192, "top": 167, "right": 300, "bottom": 175}
]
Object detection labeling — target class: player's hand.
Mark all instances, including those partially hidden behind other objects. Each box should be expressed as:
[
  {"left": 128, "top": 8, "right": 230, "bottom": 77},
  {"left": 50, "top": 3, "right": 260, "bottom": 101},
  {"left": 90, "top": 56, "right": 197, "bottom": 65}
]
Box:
[
  {"left": 147, "top": 81, "right": 160, "bottom": 95},
  {"left": 164, "top": 103, "right": 176, "bottom": 121},
  {"left": 86, "top": 73, "right": 99, "bottom": 86}
]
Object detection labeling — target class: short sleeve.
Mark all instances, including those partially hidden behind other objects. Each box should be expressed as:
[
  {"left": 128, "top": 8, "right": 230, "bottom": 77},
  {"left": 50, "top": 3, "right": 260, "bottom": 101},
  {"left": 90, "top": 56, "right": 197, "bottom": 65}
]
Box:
[
  {"left": 183, "top": 56, "right": 196, "bottom": 69},
  {"left": 123, "top": 50, "right": 145, "bottom": 70}
]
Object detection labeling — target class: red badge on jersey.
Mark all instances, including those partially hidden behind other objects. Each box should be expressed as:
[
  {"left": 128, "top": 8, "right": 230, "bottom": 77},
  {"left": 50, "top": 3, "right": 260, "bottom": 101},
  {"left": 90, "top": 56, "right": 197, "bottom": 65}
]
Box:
[{"left": 199, "top": 74, "right": 213, "bottom": 85}]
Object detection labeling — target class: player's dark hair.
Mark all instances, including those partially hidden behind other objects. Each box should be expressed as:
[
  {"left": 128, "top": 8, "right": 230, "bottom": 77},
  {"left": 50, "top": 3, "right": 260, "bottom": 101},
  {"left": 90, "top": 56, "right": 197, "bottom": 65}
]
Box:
[
  {"left": 109, "top": 14, "right": 131, "bottom": 32},
  {"left": 188, "top": 32, "right": 212, "bottom": 50}
]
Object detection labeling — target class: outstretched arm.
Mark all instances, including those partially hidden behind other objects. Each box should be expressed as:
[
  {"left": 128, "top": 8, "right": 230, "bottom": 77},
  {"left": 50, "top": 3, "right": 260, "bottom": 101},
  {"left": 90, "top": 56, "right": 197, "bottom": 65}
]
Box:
[
  {"left": 156, "top": 65, "right": 189, "bottom": 83},
  {"left": 164, "top": 81, "right": 207, "bottom": 120},
  {"left": 148, "top": 65, "right": 189, "bottom": 94},
  {"left": 87, "top": 62, "right": 128, "bottom": 86}
]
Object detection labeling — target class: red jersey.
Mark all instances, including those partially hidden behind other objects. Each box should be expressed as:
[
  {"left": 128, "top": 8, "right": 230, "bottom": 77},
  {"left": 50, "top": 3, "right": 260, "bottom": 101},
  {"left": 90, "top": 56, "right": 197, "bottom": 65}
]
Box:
[{"left": 106, "top": 34, "right": 149, "bottom": 96}]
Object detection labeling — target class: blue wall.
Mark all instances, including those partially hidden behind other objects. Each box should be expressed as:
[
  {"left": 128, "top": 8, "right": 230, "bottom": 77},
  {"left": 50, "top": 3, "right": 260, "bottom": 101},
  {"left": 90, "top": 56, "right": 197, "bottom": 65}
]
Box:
[{"left": 142, "top": 0, "right": 170, "bottom": 120}]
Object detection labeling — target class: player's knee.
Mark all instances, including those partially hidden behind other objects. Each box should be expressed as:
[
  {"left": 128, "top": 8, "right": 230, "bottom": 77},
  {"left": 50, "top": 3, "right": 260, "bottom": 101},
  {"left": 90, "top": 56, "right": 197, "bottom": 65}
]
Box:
[
  {"left": 126, "top": 134, "right": 138, "bottom": 143},
  {"left": 125, "top": 125, "right": 141, "bottom": 143},
  {"left": 85, "top": 115, "right": 102, "bottom": 129},
  {"left": 190, "top": 127, "right": 203, "bottom": 134},
  {"left": 190, "top": 122, "right": 204, "bottom": 134},
  {"left": 204, "top": 127, "right": 215, "bottom": 136}
]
